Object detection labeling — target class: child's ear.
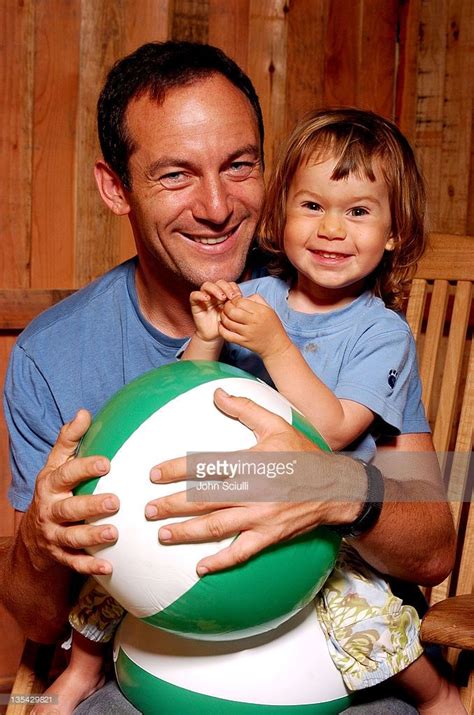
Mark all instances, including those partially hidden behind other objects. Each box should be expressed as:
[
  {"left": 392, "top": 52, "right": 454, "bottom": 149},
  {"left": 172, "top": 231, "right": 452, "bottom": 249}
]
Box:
[{"left": 385, "top": 236, "right": 396, "bottom": 252}]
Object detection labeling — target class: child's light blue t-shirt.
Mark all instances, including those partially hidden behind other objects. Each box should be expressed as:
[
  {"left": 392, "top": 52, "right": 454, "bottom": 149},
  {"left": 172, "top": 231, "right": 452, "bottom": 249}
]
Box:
[{"left": 226, "top": 276, "right": 428, "bottom": 461}]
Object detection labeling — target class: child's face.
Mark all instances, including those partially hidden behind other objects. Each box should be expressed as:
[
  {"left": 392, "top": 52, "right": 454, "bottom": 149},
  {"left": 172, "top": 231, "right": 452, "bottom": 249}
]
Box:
[{"left": 283, "top": 155, "right": 394, "bottom": 305}]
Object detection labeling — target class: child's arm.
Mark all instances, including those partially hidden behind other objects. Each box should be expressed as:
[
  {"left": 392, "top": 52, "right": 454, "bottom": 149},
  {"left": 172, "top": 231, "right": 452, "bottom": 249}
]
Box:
[
  {"left": 182, "top": 280, "right": 241, "bottom": 361},
  {"left": 219, "top": 295, "right": 374, "bottom": 451}
]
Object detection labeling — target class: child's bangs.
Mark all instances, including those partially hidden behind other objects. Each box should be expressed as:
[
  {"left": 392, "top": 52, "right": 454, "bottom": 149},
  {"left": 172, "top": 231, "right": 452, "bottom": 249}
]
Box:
[{"left": 301, "top": 127, "right": 380, "bottom": 183}]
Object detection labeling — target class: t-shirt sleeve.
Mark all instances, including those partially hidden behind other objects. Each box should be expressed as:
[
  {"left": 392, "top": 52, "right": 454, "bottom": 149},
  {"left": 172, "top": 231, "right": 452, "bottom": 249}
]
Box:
[
  {"left": 400, "top": 357, "right": 430, "bottom": 434},
  {"left": 334, "top": 326, "right": 416, "bottom": 434},
  {"left": 4, "top": 344, "right": 63, "bottom": 511}
]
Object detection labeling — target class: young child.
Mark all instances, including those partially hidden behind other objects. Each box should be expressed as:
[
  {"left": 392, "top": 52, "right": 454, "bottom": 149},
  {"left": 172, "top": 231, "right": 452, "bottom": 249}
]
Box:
[
  {"left": 182, "top": 108, "right": 465, "bottom": 713},
  {"left": 33, "top": 109, "right": 463, "bottom": 715}
]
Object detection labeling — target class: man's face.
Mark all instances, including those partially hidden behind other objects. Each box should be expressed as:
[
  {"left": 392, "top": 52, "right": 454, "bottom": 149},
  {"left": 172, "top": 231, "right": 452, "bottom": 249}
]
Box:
[{"left": 123, "top": 75, "right": 264, "bottom": 288}]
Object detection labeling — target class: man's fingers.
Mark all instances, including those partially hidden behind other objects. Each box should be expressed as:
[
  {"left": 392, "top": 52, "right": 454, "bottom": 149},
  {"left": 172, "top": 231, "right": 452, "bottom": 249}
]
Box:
[
  {"left": 150, "top": 455, "right": 188, "bottom": 483},
  {"left": 50, "top": 493, "right": 119, "bottom": 523},
  {"left": 55, "top": 550, "right": 113, "bottom": 576},
  {"left": 146, "top": 489, "right": 235, "bottom": 519},
  {"left": 158, "top": 509, "right": 243, "bottom": 545},
  {"left": 48, "top": 454, "right": 110, "bottom": 493},
  {"left": 196, "top": 531, "right": 271, "bottom": 575},
  {"left": 213, "top": 388, "right": 284, "bottom": 440},
  {"left": 53, "top": 522, "right": 118, "bottom": 550},
  {"left": 47, "top": 410, "right": 92, "bottom": 469}
]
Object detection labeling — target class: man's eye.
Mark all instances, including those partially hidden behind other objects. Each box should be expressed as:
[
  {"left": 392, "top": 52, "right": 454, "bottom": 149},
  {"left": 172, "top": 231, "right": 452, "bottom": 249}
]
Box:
[
  {"left": 227, "top": 162, "right": 255, "bottom": 178},
  {"left": 350, "top": 207, "right": 369, "bottom": 217},
  {"left": 159, "top": 172, "right": 189, "bottom": 188}
]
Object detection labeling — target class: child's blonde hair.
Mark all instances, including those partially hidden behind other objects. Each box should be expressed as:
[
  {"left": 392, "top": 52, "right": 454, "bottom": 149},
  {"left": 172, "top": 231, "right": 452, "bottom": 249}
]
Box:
[{"left": 259, "top": 108, "right": 426, "bottom": 310}]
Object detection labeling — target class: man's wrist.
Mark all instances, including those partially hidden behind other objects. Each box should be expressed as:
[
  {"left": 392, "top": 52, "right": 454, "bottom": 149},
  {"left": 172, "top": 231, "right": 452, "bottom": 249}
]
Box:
[
  {"left": 332, "top": 460, "right": 385, "bottom": 538},
  {"left": 18, "top": 511, "right": 54, "bottom": 573}
]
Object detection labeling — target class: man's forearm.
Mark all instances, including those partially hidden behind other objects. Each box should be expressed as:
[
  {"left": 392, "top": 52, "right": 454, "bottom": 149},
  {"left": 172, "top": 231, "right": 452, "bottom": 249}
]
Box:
[
  {"left": 353, "top": 477, "right": 456, "bottom": 585},
  {"left": 0, "top": 515, "right": 73, "bottom": 643}
]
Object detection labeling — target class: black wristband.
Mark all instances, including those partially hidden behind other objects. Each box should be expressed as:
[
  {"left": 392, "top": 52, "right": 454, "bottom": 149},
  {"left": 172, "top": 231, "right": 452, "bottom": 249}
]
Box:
[{"left": 332, "top": 459, "right": 385, "bottom": 538}]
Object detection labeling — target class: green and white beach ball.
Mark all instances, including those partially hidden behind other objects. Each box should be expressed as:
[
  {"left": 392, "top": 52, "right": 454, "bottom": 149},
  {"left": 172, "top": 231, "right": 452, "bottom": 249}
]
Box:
[
  {"left": 114, "top": 602, "right": 352, "bottom": 714},
  {"left": 76, "top": 361, "right": 340, "bottom": 640}
]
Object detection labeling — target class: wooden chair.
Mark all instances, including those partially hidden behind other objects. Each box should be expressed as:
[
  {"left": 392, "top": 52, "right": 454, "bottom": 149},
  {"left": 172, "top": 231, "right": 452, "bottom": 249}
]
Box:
[
  {"left": 405, "top": 233, "right": 473, "bottom": 710},
  {"left": 3, "top": 234, "right": 474, "bottom": 713}
]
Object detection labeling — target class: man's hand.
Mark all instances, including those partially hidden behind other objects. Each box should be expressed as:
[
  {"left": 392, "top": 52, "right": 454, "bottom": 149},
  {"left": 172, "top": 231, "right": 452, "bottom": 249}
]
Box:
[
  {"left": 20, "top": 409, "right": 120, "bottom": 575},
  {"left": 219, "top": 294, "right": 292, "bottom": 359},
  {"left": 145, "top": 389, "right": 364, "bottom": 575}
]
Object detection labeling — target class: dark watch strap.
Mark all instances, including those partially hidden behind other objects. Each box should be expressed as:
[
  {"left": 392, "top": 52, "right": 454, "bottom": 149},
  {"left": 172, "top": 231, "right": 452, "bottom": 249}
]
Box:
[{"left": 332, "top": 459, "right": 385, "bottom": 538}]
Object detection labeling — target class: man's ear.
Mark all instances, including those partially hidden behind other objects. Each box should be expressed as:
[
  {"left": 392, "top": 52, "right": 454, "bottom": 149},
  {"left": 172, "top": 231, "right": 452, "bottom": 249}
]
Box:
[{"left": 94, "top": 160, "right": 131, "bottom": 215}]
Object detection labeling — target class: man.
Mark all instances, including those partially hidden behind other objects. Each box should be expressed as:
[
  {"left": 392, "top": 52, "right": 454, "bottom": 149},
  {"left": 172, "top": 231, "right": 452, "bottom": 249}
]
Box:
[{"left": 1, "top": 41, "right": 454, "bottom": 713}]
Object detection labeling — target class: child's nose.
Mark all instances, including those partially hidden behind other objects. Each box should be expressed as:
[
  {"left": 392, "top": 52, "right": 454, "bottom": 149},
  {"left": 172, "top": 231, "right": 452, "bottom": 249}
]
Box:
[{"left": 318, "top": 212, "right": 346, "bottom": 240}]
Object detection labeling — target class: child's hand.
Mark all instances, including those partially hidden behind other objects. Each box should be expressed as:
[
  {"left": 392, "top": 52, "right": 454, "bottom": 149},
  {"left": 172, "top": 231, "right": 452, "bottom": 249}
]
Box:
[
  {"left": 219, "top": 294, "right": 292, "bottom": 359},
  {"left": 190, "top": 280, "right": 241, "bottom": 342}
]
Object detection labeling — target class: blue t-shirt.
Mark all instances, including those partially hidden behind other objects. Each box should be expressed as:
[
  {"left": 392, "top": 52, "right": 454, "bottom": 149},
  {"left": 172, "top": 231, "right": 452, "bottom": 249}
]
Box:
[
  {"left": 226, "top": 276, "right": 428, "bottom": 461},
  {"left": 4, "top": 259, "right": 187, "bottom": 511},
  {"left": 4, "top": 265, "right": 428, "bottom": 510}
]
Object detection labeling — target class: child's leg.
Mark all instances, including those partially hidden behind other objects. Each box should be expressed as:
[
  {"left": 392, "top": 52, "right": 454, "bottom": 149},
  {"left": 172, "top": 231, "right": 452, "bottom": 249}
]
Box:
[
  {"left": 31, "top": 579, "right": 125, "bottom": 715},
  {"left": 31, "top": 631, "right": 107, "bottom": 715},
  {"left": 393, "top": 655, "right": 466, "bottom": 714},
  {"left": 315, "top": 544, "right": 465, "bottom": 711}
]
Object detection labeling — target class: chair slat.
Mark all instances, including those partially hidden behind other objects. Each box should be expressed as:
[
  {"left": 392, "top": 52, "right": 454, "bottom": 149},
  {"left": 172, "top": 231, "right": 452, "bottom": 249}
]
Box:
[
  {"left": 405, "top": 278, "right": 427, "bottom": 342},
  {"left": 456, "top": 503, "right": 474, "bottom": 598},
  {"left": 432, "top": 282, "right": 472, "bottom": 454},
  {"left": 419, "top": 280, "right": 449, "bottom": 416},
  {"left": 429, "top": 342, "right": 473, "bottom": 605}
]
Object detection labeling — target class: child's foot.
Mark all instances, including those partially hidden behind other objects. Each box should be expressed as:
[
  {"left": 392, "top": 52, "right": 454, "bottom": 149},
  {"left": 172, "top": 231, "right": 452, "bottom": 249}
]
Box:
[
  {"left": 417, "top": 678, "right": 467, "bottom": 714},
  {"left": 30, "top": 668, "right": 105, "bottom": 715}
]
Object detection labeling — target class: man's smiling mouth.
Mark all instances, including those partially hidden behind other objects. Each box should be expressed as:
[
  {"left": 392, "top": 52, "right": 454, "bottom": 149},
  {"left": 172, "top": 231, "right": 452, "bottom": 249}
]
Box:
[
  {"left": 190, "top": 235, "right": 230, "bottom": 245},
  {"left": 182, "top": 225, "right": 240, "bottom": 245}
]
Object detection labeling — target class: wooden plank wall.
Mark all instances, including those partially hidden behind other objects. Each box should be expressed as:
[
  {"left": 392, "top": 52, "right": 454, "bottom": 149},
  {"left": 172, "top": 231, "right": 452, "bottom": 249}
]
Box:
[{"left": 1, "top": 0, "right": 473, "bottom": 690}]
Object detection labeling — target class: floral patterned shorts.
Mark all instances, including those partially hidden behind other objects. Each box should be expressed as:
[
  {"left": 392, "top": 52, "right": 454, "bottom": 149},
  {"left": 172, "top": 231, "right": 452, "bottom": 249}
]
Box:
[{"left": 315, "top": 543, "right": 423, "bottom": 690}]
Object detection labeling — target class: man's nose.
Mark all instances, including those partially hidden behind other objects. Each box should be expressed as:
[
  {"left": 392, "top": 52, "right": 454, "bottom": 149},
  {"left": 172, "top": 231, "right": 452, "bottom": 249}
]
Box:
[
  {"left": 318, "top": 211, "right": 346, "bottom": 240},
  {"left": 192, "top": 176, "right": 233, "bottom": 225}
]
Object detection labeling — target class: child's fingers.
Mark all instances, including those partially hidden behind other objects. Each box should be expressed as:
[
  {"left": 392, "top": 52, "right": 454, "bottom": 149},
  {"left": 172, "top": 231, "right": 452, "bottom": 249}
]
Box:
[
  {"left": 190, "top": 290, "right": 211, "bottom": 303},
  {"left": 199, "top": 281, "right": 230, "bottom": 303},
  {"left": 247, "top": 293, "right": 270, "bottom": 307},
  {"left": 222, "top": 299, "right": 258, "bottom": 324},
  {"left": 218, "top": 323, "right": 247, "bottom": 344},
  {"left": 221, "top": 281, "right": 242, "bottom": 300},
  {"left": 190, "top": 290, "right": 212, "bottom": 308},
  {"left": 219, "top": 312, "right": 251, "bottom": 335},
  {"left": 201, "top": 280, "right": 242, "bottom": 302}
]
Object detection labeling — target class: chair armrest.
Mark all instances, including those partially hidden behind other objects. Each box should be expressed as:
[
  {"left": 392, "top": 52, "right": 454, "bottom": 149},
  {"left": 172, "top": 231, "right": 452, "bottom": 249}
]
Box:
[{"left": 420, "top": 595, "right": 474, "bottom": 650}]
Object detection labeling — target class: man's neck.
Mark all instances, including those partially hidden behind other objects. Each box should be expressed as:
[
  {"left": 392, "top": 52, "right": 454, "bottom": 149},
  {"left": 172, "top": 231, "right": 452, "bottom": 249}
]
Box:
[{"left": 134, "top": 261, "right": 196, "bottom": 338}]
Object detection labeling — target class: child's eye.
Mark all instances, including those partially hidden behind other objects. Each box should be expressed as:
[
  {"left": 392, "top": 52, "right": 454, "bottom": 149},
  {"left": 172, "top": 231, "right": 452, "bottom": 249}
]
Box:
[
  {"left": 349, "top": 207, "right": 369, "bottom": 217},
  {"left": 302, "top": 201, "right": 323, "bottom": 212}
]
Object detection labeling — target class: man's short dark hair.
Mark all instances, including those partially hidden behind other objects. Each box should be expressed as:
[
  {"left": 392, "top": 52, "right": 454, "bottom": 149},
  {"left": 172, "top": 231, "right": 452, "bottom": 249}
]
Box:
[{"left": 97, "top": 41, "right": 264, "bottom": 190}]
